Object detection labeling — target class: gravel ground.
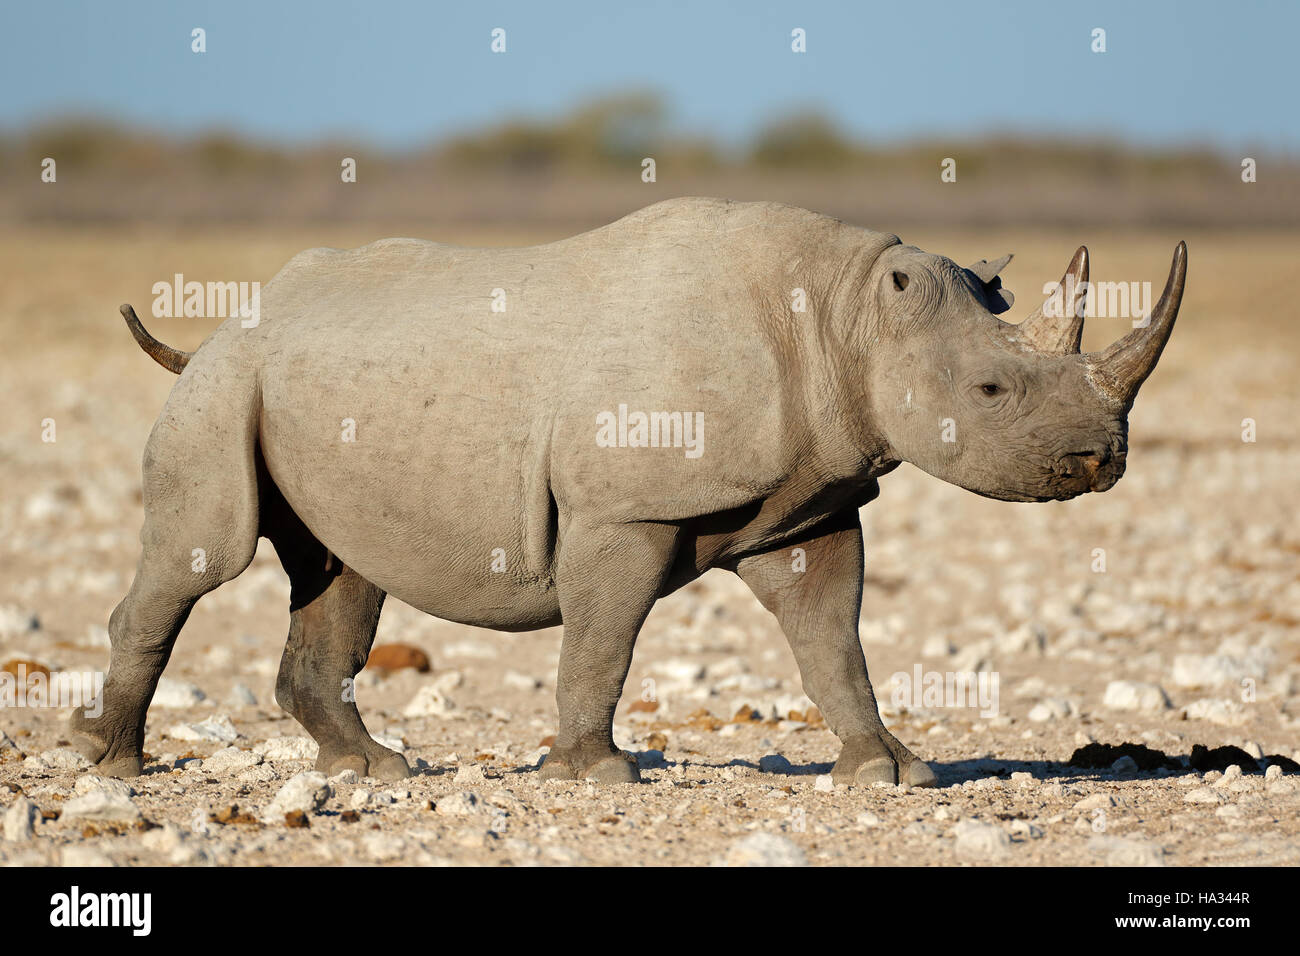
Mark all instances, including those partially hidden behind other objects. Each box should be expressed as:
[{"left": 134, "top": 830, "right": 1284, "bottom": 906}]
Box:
[{"left": 1, "top": 226, "right": 1297, "bottom": 866}]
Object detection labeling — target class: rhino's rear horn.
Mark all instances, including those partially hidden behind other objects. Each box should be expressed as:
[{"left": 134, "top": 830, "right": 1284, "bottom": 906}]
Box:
[
  {"left": 1088, "top": 241, "right": 1187, "bottom": 407},
  {"left": 1017, "top": 246, "right": 1089, "bottom": 355}
]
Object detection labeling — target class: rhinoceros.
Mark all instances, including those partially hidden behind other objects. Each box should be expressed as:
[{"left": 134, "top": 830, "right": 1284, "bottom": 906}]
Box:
[{"left": 71, "top": 198, "right": 1185, "bottom": 787}]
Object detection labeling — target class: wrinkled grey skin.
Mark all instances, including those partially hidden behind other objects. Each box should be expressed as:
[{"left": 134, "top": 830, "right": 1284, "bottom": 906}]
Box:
[{"left": 71, "top": 198, "right": 1185, "bottom": 787}]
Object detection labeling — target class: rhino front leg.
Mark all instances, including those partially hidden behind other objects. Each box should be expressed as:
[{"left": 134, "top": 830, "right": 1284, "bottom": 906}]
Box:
[
  {"left": 734, "top": 510, "right": 938, "bottom": 788},
  {"left": 539, "top": 520, "right": 681, "bottom": 784}
]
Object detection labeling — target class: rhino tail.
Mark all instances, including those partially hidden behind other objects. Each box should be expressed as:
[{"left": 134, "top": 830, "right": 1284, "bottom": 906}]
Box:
[{"left": 119, "top": 303, "right": 192, "bottom": 374}]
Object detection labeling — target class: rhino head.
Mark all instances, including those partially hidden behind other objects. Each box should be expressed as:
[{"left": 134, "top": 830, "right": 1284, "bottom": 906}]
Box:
[{"left": 861, "top": 241, "right": 1186, "bottom": 502}]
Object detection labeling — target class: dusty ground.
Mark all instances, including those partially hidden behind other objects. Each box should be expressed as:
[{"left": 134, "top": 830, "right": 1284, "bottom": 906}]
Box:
[{"left": 0, "top": 223, "right": 1297, "bottom": 866}]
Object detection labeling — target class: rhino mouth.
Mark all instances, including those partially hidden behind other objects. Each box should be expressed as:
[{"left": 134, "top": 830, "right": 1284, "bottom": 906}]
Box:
[{"left": 1045, "top": 450, "right": 1126, "bottom": 499}]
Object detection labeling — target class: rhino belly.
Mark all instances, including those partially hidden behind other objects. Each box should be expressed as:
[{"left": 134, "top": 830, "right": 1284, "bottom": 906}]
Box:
[{"left": 257, "top": 352, "right": 561, "bottom": 631}]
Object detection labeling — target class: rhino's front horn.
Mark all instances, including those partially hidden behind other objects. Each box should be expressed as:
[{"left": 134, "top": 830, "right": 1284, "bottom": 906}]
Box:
[
  {"left": 1088, "top": 241, "right": 1187, "bottom": 407},
  {"left": 1017, "top": 245, "right": 1089, "bottom": 355}
]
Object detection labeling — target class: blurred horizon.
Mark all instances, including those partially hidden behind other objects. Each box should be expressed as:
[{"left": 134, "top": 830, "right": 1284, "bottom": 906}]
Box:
[
  {"left": 1, "top": 2, "right": 1296, "bottom": 230},
  {"left": 2, "top": 89, "right": 1297, "bottom": 230},
  {"left": 2, "top": 0, "right": 1298, "bottom": 153}
]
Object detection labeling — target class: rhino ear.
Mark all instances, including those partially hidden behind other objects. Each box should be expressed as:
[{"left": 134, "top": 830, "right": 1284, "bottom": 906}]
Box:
[{"left": 966, "top": 253, "right": 1015, "bottom": 314}]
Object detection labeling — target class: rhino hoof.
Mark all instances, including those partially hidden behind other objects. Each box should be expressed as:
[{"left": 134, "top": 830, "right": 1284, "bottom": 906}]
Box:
[
  {"left": 903, "top": 759, "right": 939, "bottom": 788},
  {"left": 538, "top": 750, "right": 640, "bottom": 784},
  {"left": 69, "top": 730, "right": 108, "bottom": 765},
  {"left": 854, "top": 756, "right": 898, "bottom": 787},
  {"left": 369, "top": 752, "right": 411, "bottom": 782},
  {"left": 538, "top": 757, "right": 578, "bottom": 781},
  {"left": 584, "top": 755, "right": 640, "bottom": 785},
  {"left": 69, "top": 731, "right": 144, "bottom": 778},
  {"left": 96, "top": 753, "right": 145, "bottom": 779},
  {"left": 319, "top": 753, "right": 369, "bottom": 778}
]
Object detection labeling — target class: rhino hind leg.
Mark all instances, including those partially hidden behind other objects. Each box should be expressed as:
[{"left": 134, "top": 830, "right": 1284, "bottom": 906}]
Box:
[
  {"left": 70, "top": 562, "right": 224, "bottom": 778},
  {"left": 71, "top": 385, "right": 263, "bottom": 777},
  {"left": 539, "top": 520, "right": 681, "bottom": 785},
  {"left": 263, "top": 491, "right": 409, "bottom": 782}
]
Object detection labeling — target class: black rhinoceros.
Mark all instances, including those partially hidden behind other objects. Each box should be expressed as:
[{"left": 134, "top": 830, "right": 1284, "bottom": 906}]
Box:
[{"left": 72, "top": 198, "right": 1185, "bottom": 788}]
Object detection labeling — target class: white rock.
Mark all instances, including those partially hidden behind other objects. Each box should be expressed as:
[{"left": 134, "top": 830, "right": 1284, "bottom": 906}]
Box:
[
  {"left": 714, "top": 832, "right": 807, "bottom": 867},
  {"left": 261, "top": 771, "right": 331, "bottom": 823},
  {"left": 168, "top": 713, "right": 238, "bottom": 743},
  {"left": 717, "top": 673, "right": 781, "bottom": 694},
  {"left": 1183, "top": 787, "right": 1226, "bottom": 805},
  {"left": 1090, "top": 835, "right": 1164, "bottom": 866},
  {"left": 1102, "top": 680, "right": 1171, "bottom": 713},
  {"left": 152, "top": 678, "right": 206, "bottom": 708},
  {"left": 443, "top": 640, "right": 497, "bottom": 659},
  {"left": 61, "top": 845, "right": 117, "bottom": 867},
  {"left": 814, "top": 774, "right": 835, "bottom": 792},
  {"left": 951, "top": 640, "right": 994, "bottom": 673},
  {"left": 454, "top": 762, "right": 486, "bottom": 786},
  {"left": 62, "top": 791, "right": 141, "bottom": 823},
  {"left": 1183, "top": 699, "right": 1248, "bottom": 726},
  {"left": 1171, "top": 653, "right": 1258, "bottom": 689},
  {"left": 952, "top": 820, "right": 1011, "bottom": 858},
  {"left": 200, "top": 747, "right": 263, "bottom": 774},
  {"left": 434, "top": 791, "right": 479, "bottom": 815},
  {"left": 72, "top": 775, "right": 134, "bottom": 799},
  {"left": 996, "top": 623, "right": 1046, "bottom": 656},
  {"left": 763, "top": 694, "right": 816, "bottom": 721},
  {"left": 141, "top": 824, "right": 186, "bottom": 853},
  {"left": 403, "top": 684, "right": 457, "bottom": 718},
  {"left": 254, "top": 735, "right": 319, "bottom": 761},
  {"left": 701, "top": 656, "right": 748, "bottom": 681},
  {"left": 33, "top": 748, "right": 93, "bottom": 771},
  {"left": 329, "top": 769, "right": 360, "bottom": 786},
  {"left": 1009, "top": 819, "right": 1044, "bottom": 840},
  {"left": 503, "top": 670, "right": 543, "bottom": 690},
  {"left": 0, "top": 604, "right": 40, "bottom": 638},
  {"left": 856, "top": 810, "right": 883, "bottom": 828},
  {"left": 921, "top": 635, "right": 955, "bottom": 658},
  {"left": 653, "top": 659, "right": 706, "bottom": 685},
  {"left": 238, "top": 764, "right": 280, "bottom": 785},
  {"left": 1073, "top": 793, "right": 1117, "bottom": 811},
  {"left": 363, "top": 832, "right": 409, "bottom": 862},
  {"left": 1265, "top": 764, "right": 1283, "bottom": 782},
  {"left": 225, "top": 684, "right": 258, "bottom": 707},
  {"left": 3, "top": 798, "right": 39, "bottom": 841},
  {"left": 1213, "top": 765, "right": 1243, "bottom": 789},
  {"left": 1028, "top": 698, "right": 1075, "bottom": 722}
]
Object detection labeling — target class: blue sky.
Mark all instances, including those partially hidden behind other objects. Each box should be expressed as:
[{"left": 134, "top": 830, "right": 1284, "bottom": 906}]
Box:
[{"left": 1, "top": 0, "right": 1295, "bottom": 152}]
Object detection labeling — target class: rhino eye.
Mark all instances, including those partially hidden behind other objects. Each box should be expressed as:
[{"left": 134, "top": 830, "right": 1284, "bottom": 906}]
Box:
[
  {"left": 892, "top": 271, "right": 910, "bottom": 292},
  {"left": 980, "top": 383, "right": 1002, "bottom": 396}
]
